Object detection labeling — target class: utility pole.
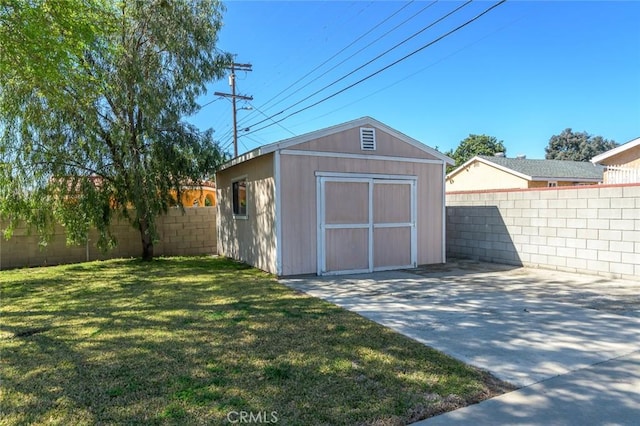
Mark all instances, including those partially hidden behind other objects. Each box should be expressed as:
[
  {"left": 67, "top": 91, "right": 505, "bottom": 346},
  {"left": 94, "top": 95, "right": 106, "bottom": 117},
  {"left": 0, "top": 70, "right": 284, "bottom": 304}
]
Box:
[{"left": 214, "top": 62, "right": 252, "bottom": 157}]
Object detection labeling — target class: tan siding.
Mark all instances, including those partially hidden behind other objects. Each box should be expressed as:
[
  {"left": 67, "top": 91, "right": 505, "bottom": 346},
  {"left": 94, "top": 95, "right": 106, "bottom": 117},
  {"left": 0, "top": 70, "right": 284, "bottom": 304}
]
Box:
[
  {"left": 528, "top": 180, "right": 598, "bottom": 188},
  {"left": 527, "top": 180, "right": 548, "bottom": 188},
  {"left": 374, "top": 227, "right": 411, "bottom": 267},
  {"left": 325, "top": 228, "right": 369, "bottom": 272},
  {"left": 325, "top": 182, "right": 368, "bottom": 224},
  {"left": 374, "top": 183, "right": 411, "bottom": 223},
  {"left": 216, "top": 154, "right": 276, "bottom": 274},
  {"left": 417, "top": 165, "right": 446, "bottom": 266},
  {"left": 373, "top": 182, "right": 412, "bottom": 268},
  {"left": 598, "top": 145, "right": 640, "bottom": 167},
  {"left": 447, "top": 161, "right": 529, "bottom": 191},
  {"left": 280, "top": 154, "right": 444, "bottom": 275},
  {"left": 292, "top": 126, "right": 441, "bottom": 160}
]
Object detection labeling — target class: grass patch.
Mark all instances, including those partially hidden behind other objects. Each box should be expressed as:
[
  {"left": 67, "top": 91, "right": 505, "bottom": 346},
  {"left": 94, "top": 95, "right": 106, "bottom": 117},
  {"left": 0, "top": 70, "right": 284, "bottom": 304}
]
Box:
[{"left": 0, "top": 256, "right": 514, "bottom": 425}]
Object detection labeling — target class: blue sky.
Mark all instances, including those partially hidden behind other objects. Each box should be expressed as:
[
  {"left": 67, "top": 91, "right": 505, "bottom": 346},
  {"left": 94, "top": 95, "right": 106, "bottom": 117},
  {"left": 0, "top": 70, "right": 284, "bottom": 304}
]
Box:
[{"left": 188, "top": 0, "right": 640, "bottom": 159}]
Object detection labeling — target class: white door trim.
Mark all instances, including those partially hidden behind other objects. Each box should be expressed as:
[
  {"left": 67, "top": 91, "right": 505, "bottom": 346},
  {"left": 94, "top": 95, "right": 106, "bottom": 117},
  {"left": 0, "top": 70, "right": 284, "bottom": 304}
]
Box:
[
  {"left": 284, "top": 149, "right": 444, "bottom": 165},
  {"left": 316, "top": 171, "right": 418, "bottom": 180},
  {"left": 317, "top": 174, "right": 417, "bottom": 276}
]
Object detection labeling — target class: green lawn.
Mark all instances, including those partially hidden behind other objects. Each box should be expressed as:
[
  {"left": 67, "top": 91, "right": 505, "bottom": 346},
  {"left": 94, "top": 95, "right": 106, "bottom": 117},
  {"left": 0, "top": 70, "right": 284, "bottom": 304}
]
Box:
[{"left": 0, "top": 257, "right": 514, "bottom": 425}]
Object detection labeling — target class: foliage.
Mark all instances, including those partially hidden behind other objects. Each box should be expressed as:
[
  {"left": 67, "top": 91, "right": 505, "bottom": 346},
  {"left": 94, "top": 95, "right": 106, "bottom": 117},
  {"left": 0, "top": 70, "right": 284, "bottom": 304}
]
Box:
[
  {"left": 0, "top": 256, "right": 514, "bottom": 424},
  {"left": 0, "top": 0, "right": 231, "bottom": 259},
  {"left": 445, "top": 134, "right": 506, "bottom": 172},
  {"left": 545, "top": 128, "right": 618, "bottom": 161}
]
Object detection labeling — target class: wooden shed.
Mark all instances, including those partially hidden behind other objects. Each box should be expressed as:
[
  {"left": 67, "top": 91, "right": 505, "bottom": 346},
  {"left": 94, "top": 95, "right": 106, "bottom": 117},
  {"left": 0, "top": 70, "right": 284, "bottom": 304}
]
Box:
[{"left": 216, "top": 117, "right": 454, "bottom": 276}]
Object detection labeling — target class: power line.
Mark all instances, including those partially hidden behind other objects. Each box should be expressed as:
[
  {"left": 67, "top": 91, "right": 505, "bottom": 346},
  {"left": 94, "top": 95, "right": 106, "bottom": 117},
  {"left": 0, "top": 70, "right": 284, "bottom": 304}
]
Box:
[
  {"left": 199, "top": 96, "right": 222, "bottom": 109},
  {"left": 244, "top": 0, "right": 507, "bottom": 137},
  {"left": 242, "top": 0, "right": 417, "bottom": 122},
  {"left": 238, "top": 0, "right": 375, "bottom": 126},
  {"left": 218, "top": 102, "right": 296, "bottom": 155},
  {"left": 253, "top": 0, "right": 435, "bottom": 115},
  {"left": 247, "top": 102, "right": 297, "bottom": 136},
  {"left": 242, "top": 0, "right": 471, "bottom": 131},
  {"left": 306, "top": 13, "right": 526, "bottom": 125},
  {"left": 214, "top": 62, "right": 253, "bottom": 157}
]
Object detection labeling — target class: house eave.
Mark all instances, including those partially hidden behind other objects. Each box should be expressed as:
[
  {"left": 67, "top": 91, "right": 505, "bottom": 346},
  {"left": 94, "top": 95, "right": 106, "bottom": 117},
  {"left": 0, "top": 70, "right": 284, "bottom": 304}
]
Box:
[
  {"left": 529, "top": 177, "right": 602, "bottom": 183},
  {"left": 446, "top": 156, "right": 532, "bottom": 181},
  {"left": 218, "top": 116, "right": 453, "bottom": 171},
  {"left": 591, "top": 137, "right": 640, "bottom": 164}
]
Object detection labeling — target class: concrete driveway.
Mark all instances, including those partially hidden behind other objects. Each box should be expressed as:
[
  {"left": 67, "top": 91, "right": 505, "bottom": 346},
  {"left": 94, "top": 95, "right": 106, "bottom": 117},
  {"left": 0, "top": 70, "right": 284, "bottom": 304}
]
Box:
[{"left": 281, "top": 261, "right": 640, "bottom": 423}]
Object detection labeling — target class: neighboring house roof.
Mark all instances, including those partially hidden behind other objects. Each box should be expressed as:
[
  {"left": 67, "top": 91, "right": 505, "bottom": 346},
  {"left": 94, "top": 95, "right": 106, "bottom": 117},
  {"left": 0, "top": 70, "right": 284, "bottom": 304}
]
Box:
[
  {"left": 218, "top": 116, "right": 454, "bottom": 171},
  {"left": 447, "top": 155, "right": 604, "bottom": 182},
  {"left": 591, "top": 137, "right": 640, "bottom": 164}
]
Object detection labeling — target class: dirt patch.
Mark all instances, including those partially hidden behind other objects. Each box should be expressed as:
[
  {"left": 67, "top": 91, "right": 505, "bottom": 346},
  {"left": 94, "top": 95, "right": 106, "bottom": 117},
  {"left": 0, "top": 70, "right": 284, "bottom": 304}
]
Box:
[{"left": 408, "top": 369, "right": 517, "bottom": 423}]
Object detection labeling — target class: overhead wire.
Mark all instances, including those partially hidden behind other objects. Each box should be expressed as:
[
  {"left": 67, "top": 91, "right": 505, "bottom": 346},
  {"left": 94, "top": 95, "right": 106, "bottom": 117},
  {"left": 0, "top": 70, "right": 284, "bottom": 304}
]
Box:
[
  {"left": 198, "top": 96, "right": 222, "bottom": 109},
  {"left": 240, "top": 0, "right": 417, "bottom": 123},
  {"left": 253, "top": 0, "right": 435, "bottom": 115},
  {"left": 243, "top": 0, "right": 508, "bottom": 137},
  {"left": 238, "top": 0, "right": 375, "bottom": 124},
  {"left": 304, "top": 13, "right": 526, "bottom": 125},
  {"left": 247, "top": 102, "right": 297, "bottom": 136},
  {"left": 241, "top": 0, "right": 472, "bottom": 131}
]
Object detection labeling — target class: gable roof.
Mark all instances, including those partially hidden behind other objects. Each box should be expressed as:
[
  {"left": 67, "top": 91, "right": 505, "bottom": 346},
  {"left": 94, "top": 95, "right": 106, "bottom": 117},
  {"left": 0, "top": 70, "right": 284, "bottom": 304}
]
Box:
[
  {"left": 448, "top": 155, "right": 604, "bottom": 182},
  {"left": 218, "top": 116, "right": 453, "bottom": 171},
  {"left": 591, "top": 137, "right": 640, "bottom": 164}
]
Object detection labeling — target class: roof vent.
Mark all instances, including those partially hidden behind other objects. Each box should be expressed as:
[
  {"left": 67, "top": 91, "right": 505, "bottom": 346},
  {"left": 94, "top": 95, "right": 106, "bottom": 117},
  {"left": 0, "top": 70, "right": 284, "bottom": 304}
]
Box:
[
  {"left": 494, "top": 152, "right": 505, "bottom": 157},
  {"left": 360, "top": 127, "right": 376, "bottom": 151},
  {"left": 516, "top": 154, "right": 526, "bottom": 159}
]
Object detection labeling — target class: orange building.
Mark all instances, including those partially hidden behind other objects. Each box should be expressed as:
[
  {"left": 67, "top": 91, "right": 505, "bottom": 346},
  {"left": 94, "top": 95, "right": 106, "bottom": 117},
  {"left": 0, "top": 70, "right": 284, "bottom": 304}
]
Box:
[{"left": 174, "top": 181, "right": 216, "bottom": 207}]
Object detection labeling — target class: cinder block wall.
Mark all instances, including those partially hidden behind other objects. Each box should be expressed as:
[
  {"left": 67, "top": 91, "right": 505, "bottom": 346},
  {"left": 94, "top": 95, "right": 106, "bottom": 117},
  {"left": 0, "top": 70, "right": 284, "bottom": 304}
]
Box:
[
  {"left": 446, "top": 184, "right": 639, "bottom": 280},
  {"left": 0, "top": 207, "right": 217, "bottom": 269}
]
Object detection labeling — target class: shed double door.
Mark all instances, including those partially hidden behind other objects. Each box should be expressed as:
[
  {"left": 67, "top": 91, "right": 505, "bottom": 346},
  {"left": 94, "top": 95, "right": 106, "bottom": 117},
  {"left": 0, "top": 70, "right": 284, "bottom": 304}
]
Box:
[{"left": 317, "top": 175, "right": 417, "bottom": 275}]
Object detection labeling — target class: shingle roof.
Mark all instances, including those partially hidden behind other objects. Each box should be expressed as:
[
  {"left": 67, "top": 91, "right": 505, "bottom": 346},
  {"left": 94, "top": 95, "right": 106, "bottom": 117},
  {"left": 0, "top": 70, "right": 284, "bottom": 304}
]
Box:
[{"left": 477, "top": 155, "right": 604, "bottom": 180}]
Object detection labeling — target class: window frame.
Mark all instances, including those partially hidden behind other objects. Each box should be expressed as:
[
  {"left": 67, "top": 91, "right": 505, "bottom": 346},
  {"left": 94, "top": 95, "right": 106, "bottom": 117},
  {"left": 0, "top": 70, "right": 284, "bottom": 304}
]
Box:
[
  {"left": 547, "top": 181, "right": 558, "bottom": 187},
  {"left": 231, "top": 176, "right": 248, "bottom": 219}
]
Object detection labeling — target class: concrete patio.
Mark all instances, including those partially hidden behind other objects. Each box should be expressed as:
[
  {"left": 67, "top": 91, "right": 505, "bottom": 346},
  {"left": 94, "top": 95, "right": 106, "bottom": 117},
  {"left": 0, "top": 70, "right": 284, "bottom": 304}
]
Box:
[{"left": 281, "top": 261, "right": 640, "bottom": 423}]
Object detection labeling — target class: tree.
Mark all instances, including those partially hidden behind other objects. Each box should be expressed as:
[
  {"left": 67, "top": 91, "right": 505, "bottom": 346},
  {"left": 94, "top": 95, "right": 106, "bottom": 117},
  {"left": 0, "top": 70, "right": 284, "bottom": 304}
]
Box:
[
  {"left": 446, "top": 134, "right": 506, "bottom": 172},
  {"left": 0, "top": 0, "right": 231, "bottom": 260},
  {"left": 545, "top": 129, "right": 617, "bottom": 161}
]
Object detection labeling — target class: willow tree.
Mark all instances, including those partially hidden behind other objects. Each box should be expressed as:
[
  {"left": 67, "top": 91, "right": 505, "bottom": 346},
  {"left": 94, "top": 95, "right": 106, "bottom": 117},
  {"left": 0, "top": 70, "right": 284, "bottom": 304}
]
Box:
[{"left": 0, "top": 0, "right": 230, "bottom": 260}]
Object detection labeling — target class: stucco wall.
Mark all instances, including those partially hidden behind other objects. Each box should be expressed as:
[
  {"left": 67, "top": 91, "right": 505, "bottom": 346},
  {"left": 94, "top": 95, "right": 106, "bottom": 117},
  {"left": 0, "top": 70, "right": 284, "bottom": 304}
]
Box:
[
  {"left": 216, "top": 153, "right": 277, "bottom": 274},
  {"left": 600, "top": 146, "right": 640, "bottom": 184},
  {"left": 446, "top": 184, "right": 640, "bottom": 280},
  {"left": 598, "top": 145, "right": 640, "bottom": 168},
  {"left": 446, "top": 161, "right": 528, "bottom": 192},
  {"left": 0, "top": 207, "right": 217, "bottom": 269}
]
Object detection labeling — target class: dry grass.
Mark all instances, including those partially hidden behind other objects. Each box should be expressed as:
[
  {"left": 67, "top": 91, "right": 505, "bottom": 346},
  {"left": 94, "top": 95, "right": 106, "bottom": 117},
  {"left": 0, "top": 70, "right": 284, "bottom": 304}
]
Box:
[{"left": 0, "top": 256, "right": 514, "bottom": 425}]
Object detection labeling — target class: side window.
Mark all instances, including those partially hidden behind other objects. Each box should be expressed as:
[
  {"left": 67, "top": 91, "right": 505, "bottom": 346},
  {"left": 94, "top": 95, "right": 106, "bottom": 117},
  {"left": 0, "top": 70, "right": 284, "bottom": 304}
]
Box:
[{"left": 232, "top": 178, "right": 247, "bottom": 216}]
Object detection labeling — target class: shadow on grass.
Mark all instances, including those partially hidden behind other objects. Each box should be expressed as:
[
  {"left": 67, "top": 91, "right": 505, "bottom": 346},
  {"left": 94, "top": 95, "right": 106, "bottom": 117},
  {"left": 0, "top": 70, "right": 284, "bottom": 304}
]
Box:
[{"left": 0, "top": 256, "right": 511, "bottom": 425}]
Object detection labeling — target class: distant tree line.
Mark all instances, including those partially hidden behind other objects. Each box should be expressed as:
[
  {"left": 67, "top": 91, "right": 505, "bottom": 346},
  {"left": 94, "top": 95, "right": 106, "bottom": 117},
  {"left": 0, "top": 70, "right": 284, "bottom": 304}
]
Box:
[{"left": 445, "top": 129, "right": 618, "bottom": 171}]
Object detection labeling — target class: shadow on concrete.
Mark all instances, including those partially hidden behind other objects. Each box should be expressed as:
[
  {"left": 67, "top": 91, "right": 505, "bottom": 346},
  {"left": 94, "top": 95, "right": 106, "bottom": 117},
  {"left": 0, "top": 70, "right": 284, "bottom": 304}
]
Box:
[
  {"left": 419, "top": 350, "right": 640, "bottom": 425},
  {"left": 282, "top": 267, "right": 640, "bottom": 388}
]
